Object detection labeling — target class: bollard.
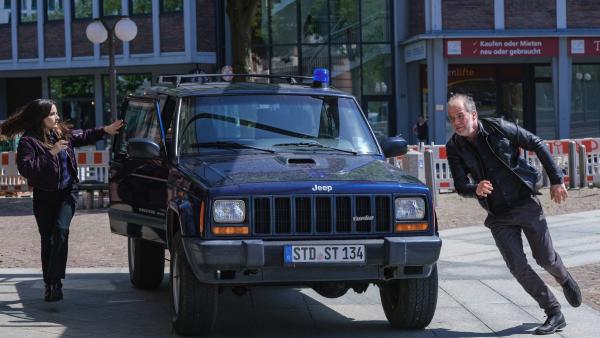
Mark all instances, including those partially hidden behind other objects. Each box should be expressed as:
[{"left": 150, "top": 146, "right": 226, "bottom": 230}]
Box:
[
  {"left": 568, "top": 141, "right": 577, "bottom": 189},
  {"left": 579, "top": 145, "right": 587, "bottom": 188},
  {"left": 424, "top": 149, "right": 437, "bottom": 207}
]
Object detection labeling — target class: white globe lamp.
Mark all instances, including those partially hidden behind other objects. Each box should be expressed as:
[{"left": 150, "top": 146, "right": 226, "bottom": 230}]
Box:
[
  {"left": 85, "top": 20, "right": 108, "bottom": 44},
  {"left": 115, "top": 17, "right": 138, "bottom": 42}
]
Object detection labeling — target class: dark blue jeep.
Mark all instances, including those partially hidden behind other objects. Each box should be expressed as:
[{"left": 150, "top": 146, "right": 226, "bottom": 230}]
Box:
[{"left": 108, "top": 71, "right": 441, "bottom": 336}]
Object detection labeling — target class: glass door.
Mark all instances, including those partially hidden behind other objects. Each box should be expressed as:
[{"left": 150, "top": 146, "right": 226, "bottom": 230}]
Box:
[{"left": 362, "top": 97, "right": 392, "bottom": 143}]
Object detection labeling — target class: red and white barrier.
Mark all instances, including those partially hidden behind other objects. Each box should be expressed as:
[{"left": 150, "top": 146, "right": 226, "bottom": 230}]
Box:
[
  {"left": 0, "top": 150, "right": 110, "bottom": 194},
  {"left": 403, "top": 138, "right": 600, "bottom": 193}
]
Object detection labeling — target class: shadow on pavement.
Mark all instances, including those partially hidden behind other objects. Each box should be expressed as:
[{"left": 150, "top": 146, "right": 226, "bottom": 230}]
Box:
[{"left": 0, "top": 273, "right": 538, "bottom": 337}]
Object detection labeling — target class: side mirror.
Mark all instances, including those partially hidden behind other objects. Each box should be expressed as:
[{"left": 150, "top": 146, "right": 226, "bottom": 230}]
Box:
[
  {"left": 127, "top": 138, "right": 161, "bottom": 159},
  {"left": 381, "top": 137, "right": 408, "bottom": 158}
]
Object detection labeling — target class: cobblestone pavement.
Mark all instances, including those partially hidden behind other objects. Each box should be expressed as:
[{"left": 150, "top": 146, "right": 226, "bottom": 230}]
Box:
[{"left": 1, "top": 187, "right": 599, "bottom": 312}]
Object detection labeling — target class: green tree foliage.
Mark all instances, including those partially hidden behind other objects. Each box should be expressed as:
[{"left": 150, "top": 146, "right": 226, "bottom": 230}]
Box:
[{"left": 73, "top": 0, "right": 92, "bottom": 19}]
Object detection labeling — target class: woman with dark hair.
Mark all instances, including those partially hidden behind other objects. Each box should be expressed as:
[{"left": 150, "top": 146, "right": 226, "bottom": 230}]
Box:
[{"left": 0, "top": 99, "right": 123, "bottom": 302}]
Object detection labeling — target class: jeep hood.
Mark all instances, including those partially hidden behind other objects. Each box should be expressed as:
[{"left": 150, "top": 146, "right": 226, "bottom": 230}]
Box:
[{"left": 178, "top": 154, "right": 422, "bottom": 188}]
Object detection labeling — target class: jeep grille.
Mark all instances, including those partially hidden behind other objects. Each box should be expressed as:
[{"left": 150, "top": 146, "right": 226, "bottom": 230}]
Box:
[{"left": 252, "top": 195, "right": 392, "bottom": 235}]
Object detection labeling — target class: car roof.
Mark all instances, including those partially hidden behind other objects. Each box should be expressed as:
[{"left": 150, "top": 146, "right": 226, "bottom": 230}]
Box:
[{"left": 133, "top": 81, "right": 355, "bottom": 99}]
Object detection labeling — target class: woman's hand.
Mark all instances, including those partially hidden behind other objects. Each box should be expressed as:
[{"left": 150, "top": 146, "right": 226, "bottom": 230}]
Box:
[
  {"left": 103, "top": 120, "right": 124, "bottom": 135},
  {"left": 50, "top": 140, "right": 69, "bottom": 156}
]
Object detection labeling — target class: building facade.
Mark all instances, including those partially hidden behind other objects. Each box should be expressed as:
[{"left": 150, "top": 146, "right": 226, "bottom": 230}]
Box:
[
  {"left": 402, "top": 0, "right": 600, "bottom": 144},
  {"left": 0, "top": 0, "right": 221, "bottom": 131},
  {"left": 1, "top": 1, "right": 599, "bottom": 146}
]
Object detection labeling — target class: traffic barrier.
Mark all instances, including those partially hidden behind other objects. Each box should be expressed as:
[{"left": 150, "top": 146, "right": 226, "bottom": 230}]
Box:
[
  {"left": 0, "top": 150, "right": 110, "bottom": 203},
  {"left": 401, "top": 138, "right": 600, "bottom": 193}
]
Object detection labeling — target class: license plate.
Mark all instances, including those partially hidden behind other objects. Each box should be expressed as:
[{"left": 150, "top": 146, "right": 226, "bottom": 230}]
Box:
[{"left": 284, "top": 245, "right": 365, "bottom": 263}]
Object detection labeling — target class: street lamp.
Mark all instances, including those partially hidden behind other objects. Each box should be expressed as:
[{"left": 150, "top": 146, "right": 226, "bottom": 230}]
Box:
[{"left": 86, "top": 17, "right": 138, "bottom": 121}]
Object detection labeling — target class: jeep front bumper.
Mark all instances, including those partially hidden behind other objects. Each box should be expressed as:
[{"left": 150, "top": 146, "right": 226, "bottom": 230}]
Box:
[{"left": 182, "top": 237, "right": 442, "bottom": 284}]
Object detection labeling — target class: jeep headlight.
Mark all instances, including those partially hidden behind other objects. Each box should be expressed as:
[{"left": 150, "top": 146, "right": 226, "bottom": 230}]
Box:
[
  {"left": 213, "top": 200, "right": 245, "bottom": 223},
  {"left": 394, "top": 198, "right": 426, "bottom": 220}
]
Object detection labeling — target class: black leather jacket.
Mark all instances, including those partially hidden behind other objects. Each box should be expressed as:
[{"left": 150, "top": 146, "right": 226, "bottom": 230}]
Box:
[{"left": 446, "top": 118, "right": 563, "bottom": 212}]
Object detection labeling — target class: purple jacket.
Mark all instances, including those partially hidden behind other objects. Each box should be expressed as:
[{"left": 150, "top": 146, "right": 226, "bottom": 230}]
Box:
[{"left": 16, "top": 127, "right": 106, "bottom": 191}]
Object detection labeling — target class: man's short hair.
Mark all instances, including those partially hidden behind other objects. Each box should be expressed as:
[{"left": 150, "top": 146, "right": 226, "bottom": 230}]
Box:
[{"left": 448, "top": 93, "right": 476, "bottom": 113}]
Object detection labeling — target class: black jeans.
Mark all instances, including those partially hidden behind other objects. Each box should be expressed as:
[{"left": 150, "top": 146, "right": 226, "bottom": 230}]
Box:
[
  {"left": 485, "top": 196, "right": 569, "bottom": 315},
  {"left": 32, "top": 187, "right": 78, "bottom": 285}
]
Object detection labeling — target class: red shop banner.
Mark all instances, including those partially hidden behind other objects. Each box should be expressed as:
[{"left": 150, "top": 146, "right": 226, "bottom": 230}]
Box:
[
  {"left": 569, "top": 38, "right": 600, "bottom": 56},
  {"left": 445, "top": 38, "right": 558, "bottom": 58}
]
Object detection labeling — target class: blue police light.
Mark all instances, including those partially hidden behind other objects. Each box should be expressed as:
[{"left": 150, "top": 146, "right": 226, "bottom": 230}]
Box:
[{"left": 312, "top": 68, "right": 330, "bottom": 88}]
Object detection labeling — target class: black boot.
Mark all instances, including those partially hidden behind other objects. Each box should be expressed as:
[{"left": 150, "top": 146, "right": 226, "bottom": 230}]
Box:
[
  {"left": 534, "top": 311, "right": 566, "bottom": 335},
  {"left": 47, "top": 282, "right": 63, "bottom": 302},
  {"left": 562, "top": 273, "right": 582, "bottom": 307},
  {"left": 44, "top": 284, "right": 52, "bottom": 302}
]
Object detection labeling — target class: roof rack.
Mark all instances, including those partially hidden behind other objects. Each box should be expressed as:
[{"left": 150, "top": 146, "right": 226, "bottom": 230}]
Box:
[{"left": 157, "top": 73, "right": 313, "bottom": 87}]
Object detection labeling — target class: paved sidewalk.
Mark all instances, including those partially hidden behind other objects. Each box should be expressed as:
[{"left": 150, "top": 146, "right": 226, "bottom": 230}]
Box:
[{"left": 1, "top": 211, "right": 599, "bottom": 337}]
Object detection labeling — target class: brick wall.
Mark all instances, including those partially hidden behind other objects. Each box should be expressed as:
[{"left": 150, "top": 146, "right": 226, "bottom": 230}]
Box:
[
  {"left": 130, "top": 15, "right": 153, "bottom": 54},
  {"left": 505, "top": 0, "right": 555, "bottom": 29},
  {"left": 45, "top": 22, "right": 65, "bottom": 58},
  {"left": 408, "top": 0, "right": 425, "bottom": 36},
  {"left": 442, "top": 0, "right": 493, "bottom": 30},
  {"left": 18, "top": 24, "right": 37, "bottom": 59},
  {"left": 196, "top": 0, "right": 216, "bottom": 52},
  {"left": 567, "top": 0, "right": 600, "bottom": 28},
  {"left": 160, "top": 12, "right": 185, "bottom": 52},
  {"left": 0, "top": 26, "right": 11, "bottom": 59},
  {"left": 72, "top": 20, "right": 93, "bottom": 57}
]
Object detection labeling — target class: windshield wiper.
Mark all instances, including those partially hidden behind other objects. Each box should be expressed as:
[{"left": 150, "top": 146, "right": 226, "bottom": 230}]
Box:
[
  {"left": 190, "top": 142, "right": 275, "bottom": 153},
  {"left": 272, "top": 142, "right": 357, "bottom": 155}
]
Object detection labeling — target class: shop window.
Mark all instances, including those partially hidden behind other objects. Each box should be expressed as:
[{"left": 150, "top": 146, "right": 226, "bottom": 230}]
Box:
[
  {"left": 535, "top": 82, "right": 555, "bottom": 140},
  {"left": 361, "top": 0, "right": 390, "bottom": 42},
  {"left": 331, "top": 44, "right": 361, "bottom": 98},
  {"left": 20, "top": 0, "right": 37, "bottom": 23},
  {"left": 102, "top": 0, "right": 121, "bottom": 16},
  {"left": 46, "top": 0, "right": 64, "bottom": 21},
  {"left": 571, "top": 64, "right": 600, "bottom": 138},
  {"left": 301, "top": 44, "right": 329, "bottom": 76},
  {"left": 329, "top": 0, "right": 359, "bottom": 44},
  {"left": 131, "top": 0, "right": 151, "bottom": 15},
  {"left": 362, "top": 44, "right": 392, "bottom": 95},
  {"left": 49, "top": 76, "right": 95, "bottom": 130},
  {"left": 73, "top": 0, "right": 92, "bottom": 19},
  {"left": 160, "top": 0, "right": 182, "bottom": 13},
  {"left": 301, "top": 0, "right": 328, "bottom": 44},
  {"left": 102, "top": 73, "right": 152, "bottom": 125},
  {"left": 1, "top": 0, "right": 11, "bottom": 24},
  {"left": 271, "top": 45, "right": 298, "bottom": 75},
  {"left": 271, "top": 0, "right": 297, "bottom": 44}
]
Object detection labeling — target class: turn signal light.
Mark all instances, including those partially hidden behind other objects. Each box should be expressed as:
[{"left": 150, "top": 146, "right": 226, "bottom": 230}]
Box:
[
  {"left": 212, "top": 226, "right": 250, "bottom": 236},
  {"left": 395, "top": 222, "right": 428, "bottom": 232},
  {"left": 199, "top": 201, "right": 205, "bottom": 234}
]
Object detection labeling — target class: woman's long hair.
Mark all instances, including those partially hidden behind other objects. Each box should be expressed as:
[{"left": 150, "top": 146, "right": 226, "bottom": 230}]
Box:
[{"left": 0, "top": 99, "right": 72, "bottom": 147}]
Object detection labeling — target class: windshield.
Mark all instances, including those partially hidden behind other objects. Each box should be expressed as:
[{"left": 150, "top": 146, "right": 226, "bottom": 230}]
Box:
[{"left": 178, "top": 95, "right": 379, "bottom": 155}]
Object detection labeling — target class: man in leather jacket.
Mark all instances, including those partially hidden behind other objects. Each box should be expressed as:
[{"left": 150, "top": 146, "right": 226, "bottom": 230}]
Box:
[{"left": 446, "top": 94, "right": 582, "bottom": 335}]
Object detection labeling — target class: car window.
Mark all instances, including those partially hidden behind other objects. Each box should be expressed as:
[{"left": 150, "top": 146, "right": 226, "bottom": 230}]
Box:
[
  {"left": 178, "top": 94, "right": 379, "bottom": 155},
  {"left": 116, "top": 100, "right": 162, "bottom": 153}
]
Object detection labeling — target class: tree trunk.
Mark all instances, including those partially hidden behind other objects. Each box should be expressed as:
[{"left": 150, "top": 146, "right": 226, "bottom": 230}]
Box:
[{"left": 226, "top": 0, "right": 261, "bottom": 75}]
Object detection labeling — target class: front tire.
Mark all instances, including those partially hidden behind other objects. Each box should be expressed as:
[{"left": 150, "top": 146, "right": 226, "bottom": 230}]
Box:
[
  {"left": 128, "top": 237, "right": 165, "bottom": 289},
  {"left": 170, "top": 233, "right": 218, "bottom": 336},
  {"left": 379, "top": 265, "right": 438, "bottom": 329}
]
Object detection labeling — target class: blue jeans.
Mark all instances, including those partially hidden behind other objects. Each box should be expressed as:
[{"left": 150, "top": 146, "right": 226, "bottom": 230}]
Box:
[{"left": 33, "top": 187, "right": 78, "bottom": 285}]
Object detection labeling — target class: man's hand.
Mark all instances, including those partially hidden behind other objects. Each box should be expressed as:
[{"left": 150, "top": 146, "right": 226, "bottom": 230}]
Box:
[
  {"left": 550, "top": 183, "right": 568, "bottom": 204},
  {"left": 103, "top": 119, "right": 124, "bottom": 135},
  {"left": 476, "top": 180, "right": 493, "bottom": 198},
  {"left": 50, "top": 140, "right": 68, "bottom": 156}
]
